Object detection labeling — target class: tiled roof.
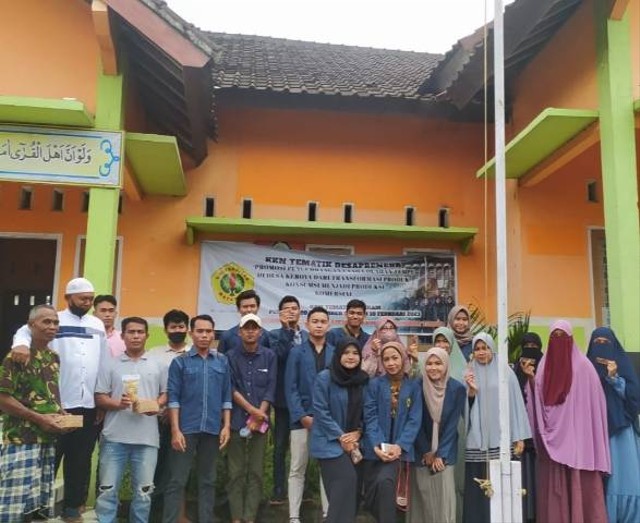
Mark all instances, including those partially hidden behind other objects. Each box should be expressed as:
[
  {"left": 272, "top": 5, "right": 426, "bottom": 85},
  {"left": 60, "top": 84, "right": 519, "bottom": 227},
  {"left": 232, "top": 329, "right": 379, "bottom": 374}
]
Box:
[
  {"left": 205, "top": 32, "right": 442, "bottom": 100},
  {"left": 135, "top": 0, "right": 219, "bottom": 56}
]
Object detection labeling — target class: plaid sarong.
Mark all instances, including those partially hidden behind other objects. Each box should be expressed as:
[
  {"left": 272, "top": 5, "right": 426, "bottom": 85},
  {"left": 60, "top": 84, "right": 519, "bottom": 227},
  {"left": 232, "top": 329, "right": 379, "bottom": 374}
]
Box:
[{"left": 0, "top": 443, "right": 56, "bottom": 522}]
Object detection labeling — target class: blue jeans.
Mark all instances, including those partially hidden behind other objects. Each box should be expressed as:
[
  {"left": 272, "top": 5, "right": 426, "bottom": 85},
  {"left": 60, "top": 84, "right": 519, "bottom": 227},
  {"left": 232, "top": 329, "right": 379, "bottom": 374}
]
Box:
[{"left": 95, "top": 440, "right": 158, "bottom": 523}]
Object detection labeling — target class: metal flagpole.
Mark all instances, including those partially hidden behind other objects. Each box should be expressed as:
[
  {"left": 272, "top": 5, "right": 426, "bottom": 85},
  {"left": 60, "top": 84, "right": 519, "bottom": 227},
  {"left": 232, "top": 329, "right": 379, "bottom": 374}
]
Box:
[{"left": 490, "top": 0, "right": 522, "bottom": 521}]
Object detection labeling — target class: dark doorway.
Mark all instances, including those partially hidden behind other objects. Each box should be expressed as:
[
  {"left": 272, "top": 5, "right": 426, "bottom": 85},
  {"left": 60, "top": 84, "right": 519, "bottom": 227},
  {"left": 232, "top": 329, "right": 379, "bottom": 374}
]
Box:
[{"left": 0, "top": 238, "right": 57, "bottom": 360}]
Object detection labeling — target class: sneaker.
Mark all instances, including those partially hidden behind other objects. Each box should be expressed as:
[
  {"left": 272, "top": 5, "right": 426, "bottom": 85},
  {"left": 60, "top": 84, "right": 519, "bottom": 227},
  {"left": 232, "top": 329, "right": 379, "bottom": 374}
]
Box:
[{"left": 269, "top": 496, "right": 286, "bottom": 506}]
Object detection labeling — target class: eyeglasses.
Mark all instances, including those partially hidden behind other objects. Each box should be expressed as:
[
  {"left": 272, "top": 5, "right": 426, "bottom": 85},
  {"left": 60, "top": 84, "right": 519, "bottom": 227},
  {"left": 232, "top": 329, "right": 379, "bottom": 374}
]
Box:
[{"left": 380, "top": 325, "right": 396, "bottom": 330}]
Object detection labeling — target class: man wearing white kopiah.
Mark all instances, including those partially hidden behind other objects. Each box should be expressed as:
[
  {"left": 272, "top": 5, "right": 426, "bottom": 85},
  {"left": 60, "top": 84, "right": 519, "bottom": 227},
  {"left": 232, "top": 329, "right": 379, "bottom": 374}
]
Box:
[{"left": 11, "top": 277, "right": 107, "bottom": 522}]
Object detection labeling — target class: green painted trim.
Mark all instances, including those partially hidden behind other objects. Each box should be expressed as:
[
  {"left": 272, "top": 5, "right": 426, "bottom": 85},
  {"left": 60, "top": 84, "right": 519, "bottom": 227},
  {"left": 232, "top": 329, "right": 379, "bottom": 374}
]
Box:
[
  {"left": 595, "top": 3, "right": 640, "bottom": 350},
  {"left": 0, "top": 96, "right": 94, "bottom": 127},
  {"left": 476, "top": 108, "right": 599, "bottom": 179},
  {"left": 83, "top": 73, "right": 124, "bottom": 294},
  {"left": 185, "top": 217, "right": 478, "bottom": 251},
  {"left": 84, "top": 188, "right": 120, "bottom": 294},
  {"left": 125, "top": 133, "right": 186, "bottom": 196}
]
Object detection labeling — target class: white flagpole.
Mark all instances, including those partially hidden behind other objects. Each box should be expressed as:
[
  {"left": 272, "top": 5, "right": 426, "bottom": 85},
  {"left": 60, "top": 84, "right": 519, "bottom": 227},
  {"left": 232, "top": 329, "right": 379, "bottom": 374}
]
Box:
[{"left": 491, "top": 0, "right": 521, "bottom": 521}]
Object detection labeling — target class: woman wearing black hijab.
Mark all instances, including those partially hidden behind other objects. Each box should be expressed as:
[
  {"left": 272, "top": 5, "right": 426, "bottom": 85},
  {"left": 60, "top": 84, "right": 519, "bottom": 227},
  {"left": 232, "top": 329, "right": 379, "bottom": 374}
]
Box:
[
  {"left": 515, "top": 332, "right": 544, "bottom": 523},
  {"left": 311, "top": 337, "right": 369, "bottom": 523}
]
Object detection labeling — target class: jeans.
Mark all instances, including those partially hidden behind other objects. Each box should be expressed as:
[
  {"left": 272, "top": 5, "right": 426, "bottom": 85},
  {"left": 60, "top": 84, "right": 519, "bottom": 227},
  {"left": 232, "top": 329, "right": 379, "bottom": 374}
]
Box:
[
  {"left": 163, "top": 433, "right": 220, "bottom": 523},
  {"left": 55, "top": 407, "right": 100, "bottom": 511},
  {"left": 227, "top": 431, "right": 267, "bottom": 521},
  {"left": 95, "top": 440, "right": 158, "bottom": 523},
  {"left": 272, "top": 407, "right": 290, "bottom": 498},
  {"left": 288, "top": 428, "right": 328, "bottom": 519}
]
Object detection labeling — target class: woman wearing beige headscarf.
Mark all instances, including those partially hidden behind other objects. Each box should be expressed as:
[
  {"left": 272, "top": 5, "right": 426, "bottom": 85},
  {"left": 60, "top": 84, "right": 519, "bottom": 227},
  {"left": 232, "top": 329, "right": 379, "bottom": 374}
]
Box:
[{"left": 409, "top": 347, "right": 466, "bottom": 523}]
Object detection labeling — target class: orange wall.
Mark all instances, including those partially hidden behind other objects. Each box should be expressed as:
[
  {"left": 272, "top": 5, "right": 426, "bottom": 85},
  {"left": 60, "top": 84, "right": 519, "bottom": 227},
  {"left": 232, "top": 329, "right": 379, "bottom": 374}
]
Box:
[
  {"left": 114, "top": 106, "right": 496, "bottom": 317},
  {"left": 0, "top": 0, "right": 98, "bottom": 113},
  {"left": 517, "top": 144, "right": 604, "bottom": 318},
  {"left": 510, "top": 0, "right": 599, "bottom": 137}
]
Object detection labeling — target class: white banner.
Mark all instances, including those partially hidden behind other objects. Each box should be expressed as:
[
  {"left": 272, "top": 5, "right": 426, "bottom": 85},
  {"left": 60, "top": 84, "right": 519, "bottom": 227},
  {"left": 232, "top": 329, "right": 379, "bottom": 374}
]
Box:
[{"left": 198, "top": 241, "right": 457, "bottom": 332}]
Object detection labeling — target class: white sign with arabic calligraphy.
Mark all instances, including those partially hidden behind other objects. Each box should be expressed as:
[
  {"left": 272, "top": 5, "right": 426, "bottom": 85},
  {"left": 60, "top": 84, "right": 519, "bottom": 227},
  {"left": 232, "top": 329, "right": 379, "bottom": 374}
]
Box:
[{"left": 0, "top": 125, "right": 123, "bottom": 187}]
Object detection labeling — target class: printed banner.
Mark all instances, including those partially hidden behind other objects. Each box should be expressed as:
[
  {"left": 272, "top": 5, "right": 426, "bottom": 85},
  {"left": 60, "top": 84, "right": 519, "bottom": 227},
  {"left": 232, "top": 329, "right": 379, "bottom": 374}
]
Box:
[
  {"left": 198, "top": 242, "right": 457, "bottom": 334},
  {"left": 0, "top": 125, "right": 122, "bottom": 187}
]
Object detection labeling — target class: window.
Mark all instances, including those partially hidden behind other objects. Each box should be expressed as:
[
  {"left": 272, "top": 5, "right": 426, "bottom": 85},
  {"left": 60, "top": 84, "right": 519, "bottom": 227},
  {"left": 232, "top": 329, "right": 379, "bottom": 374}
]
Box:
[
  {"left": 405, "top": 206, "right": 415, "bottom": 226},
  {"left": 81, "top": 191, "right": 90, "bottom": 213},
  {"left": 343, "top": 203, "right": 353, "bottom": 223},
  {"left": 242, "top": 199, "right": 252, "bottom": 219},
  {"left": 19, "top": 187, "right": 33, "bottom": 210},
  {"left": 308, "top": 201, "right": 318, "bottom": 222},
  {"left": 438, "top": 207, "right": 450, "bottom": 228},
  {"left": 52, "top": 189, "right": 64, "bottom": 212},
  {"left": 587, "top": 180, "right": 598, "bottom": 203},
  {"left": 204, "top": 197, "right": 215, "bottom": 217}
]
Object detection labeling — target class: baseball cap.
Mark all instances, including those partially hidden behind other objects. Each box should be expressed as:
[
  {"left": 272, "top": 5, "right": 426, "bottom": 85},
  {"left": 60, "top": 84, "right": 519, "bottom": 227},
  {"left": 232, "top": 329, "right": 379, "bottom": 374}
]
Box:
[{"left": 239, "top": 313, "right": 262, "bottom": 328}]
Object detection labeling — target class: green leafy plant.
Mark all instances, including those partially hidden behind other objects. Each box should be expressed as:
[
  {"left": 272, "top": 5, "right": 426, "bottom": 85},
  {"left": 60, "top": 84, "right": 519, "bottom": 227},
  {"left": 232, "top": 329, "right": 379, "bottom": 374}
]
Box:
[{"left": 468, "top": 303, "right": 531, "bottom": 364}]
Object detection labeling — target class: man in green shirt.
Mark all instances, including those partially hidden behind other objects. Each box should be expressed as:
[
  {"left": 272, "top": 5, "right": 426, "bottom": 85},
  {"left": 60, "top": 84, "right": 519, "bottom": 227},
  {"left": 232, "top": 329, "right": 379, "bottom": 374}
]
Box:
[{"left": 0, "top": 304, "right": 68, "bottom": 522}]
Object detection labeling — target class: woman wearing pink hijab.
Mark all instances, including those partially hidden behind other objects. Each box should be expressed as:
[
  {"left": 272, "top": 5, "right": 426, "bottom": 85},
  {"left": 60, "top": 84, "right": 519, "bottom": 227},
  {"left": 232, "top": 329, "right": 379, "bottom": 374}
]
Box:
[
  {"left": 529, "top": 320, "right": 610, "bottom": 523},
  {"left": 361, "top": 317, "right": 419, "bottom": 378}
]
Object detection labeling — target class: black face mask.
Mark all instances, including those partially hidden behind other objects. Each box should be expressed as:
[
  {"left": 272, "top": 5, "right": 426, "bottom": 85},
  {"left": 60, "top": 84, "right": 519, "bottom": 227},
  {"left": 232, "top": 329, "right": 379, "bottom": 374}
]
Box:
[
  {"left": 168, "top": 331, "right": 187, "bottom": 345},
  {"left": 69, "top": 304, "right": 89, "bottom": 318}
]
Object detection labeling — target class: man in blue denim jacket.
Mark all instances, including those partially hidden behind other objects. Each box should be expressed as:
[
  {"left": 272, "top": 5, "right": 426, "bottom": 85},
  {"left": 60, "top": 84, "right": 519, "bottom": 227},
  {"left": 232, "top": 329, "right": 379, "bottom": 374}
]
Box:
[{"left": 163, "top": 314, "right": 232, "bottom": 523}]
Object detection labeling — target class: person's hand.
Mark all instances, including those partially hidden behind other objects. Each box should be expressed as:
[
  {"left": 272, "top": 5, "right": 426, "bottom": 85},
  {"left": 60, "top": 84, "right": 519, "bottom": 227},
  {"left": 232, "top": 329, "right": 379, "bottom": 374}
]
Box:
[
  {"left": 374, "top": 444, "right": 401, "bottom": 462},
  {"left": 431, "top": 457, "right": 446, "bottom": 473},
  {"left": 519, "top": 358, "right": 536, "bottom": 379},
  {"left": 118, "top": 393, "right": 133, "bottom": 410},
  {"left": 422, "top": 452, "right": 435, "bottom": 467},
  {"left": 340, "top": 431, "right": 361, "bottom": 445},
  {"left": 10, "top": 346, "right": 30, "bottom": 365},
  {"left": 95, "top": 409, "right": 105, "bottom": 424},
  {"left": 596, "top": 357, "right": 618, "bottom": 378},
  {"left": 301, "top": 416, "right": 314, "bottom": 430},
  {"left": 340, "top": 438, "right": 356, "bottom": 453},
  {"left": 513, "top": 440, "right": 524, "bottom": 457},
  {"left": 171, "top": 430, "right": 187, "bottom": 452},
  {"left": 219, "top": 425, "right": 231, "bottom": 449},
  {"left": 252, "top": 408, "right": 269, "bottom": 422},
  {"left": 408, "top": 336, "right": 419, "bottom": 361},
  {"left": 36, "top": 414, "right": 65, "bottom": 434},
  {"left": 339, "top": 431, "right": 360, "bottom": 452},
  {"left": 371, "top": 338, "right": 382, "bottom": 354},
  {"left": 465, "top": 371, "right": 477, "bottom": 398}
]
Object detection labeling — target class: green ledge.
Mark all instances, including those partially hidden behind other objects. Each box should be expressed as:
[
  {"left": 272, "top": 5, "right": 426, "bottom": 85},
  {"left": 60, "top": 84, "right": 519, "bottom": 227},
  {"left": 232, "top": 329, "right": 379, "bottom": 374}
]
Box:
[
  {"left": 125, "top": 132, "right": 186, "bottom": 196},
  {"left": 476, "top": 107, "right": 599, "bottom": 179},
  {"left": 185, "top": 217, "right": 478, "bottom": 254},
  {"left": 0, "top": 96, "right": 94, "bottom": 127}
]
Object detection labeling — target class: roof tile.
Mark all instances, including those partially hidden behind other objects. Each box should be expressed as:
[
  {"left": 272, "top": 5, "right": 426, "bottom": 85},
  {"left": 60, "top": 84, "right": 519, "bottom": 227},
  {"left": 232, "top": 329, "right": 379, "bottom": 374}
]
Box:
[{"left": 205, "top": 32, "right": 441, "bottom": 100}]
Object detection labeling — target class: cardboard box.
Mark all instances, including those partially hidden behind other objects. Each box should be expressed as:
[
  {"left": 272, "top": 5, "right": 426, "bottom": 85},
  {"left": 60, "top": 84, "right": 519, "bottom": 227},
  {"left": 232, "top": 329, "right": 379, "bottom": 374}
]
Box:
[
  {"left": 54, "top": 415, "right": 83, "bottom": 428},
  {"left": 134, "top": 399, "right": 159, "bottom": 414}
]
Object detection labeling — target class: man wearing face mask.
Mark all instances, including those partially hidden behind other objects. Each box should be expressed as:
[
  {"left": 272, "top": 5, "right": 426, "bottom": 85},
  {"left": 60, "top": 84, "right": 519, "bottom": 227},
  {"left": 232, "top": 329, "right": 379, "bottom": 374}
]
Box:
[
  {"left": 147, "top": 309, "right": 191, "bottom": 521},
  {"left": 10, "top": 277, "right": 106, "bottom": 522}
]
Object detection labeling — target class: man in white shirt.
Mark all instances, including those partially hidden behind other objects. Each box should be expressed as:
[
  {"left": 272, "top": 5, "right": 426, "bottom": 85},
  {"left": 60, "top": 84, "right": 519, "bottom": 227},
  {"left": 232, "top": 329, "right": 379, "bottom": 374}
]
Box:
[{"left": 11, "top": 277, "right": 106, "bottom": 522}]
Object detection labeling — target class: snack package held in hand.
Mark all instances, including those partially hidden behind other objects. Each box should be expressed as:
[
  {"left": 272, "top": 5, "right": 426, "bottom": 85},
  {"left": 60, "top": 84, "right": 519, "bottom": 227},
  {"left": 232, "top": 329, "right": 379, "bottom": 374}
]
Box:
[
  {"left": 53, "top": 414, "right": 84, "bottom": 428},
  {"left": 133, "top": 399, "right": 159, "bottom": 414},
  {"left": 122, "top": 375, "right": 140, "bottom": 403}
]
